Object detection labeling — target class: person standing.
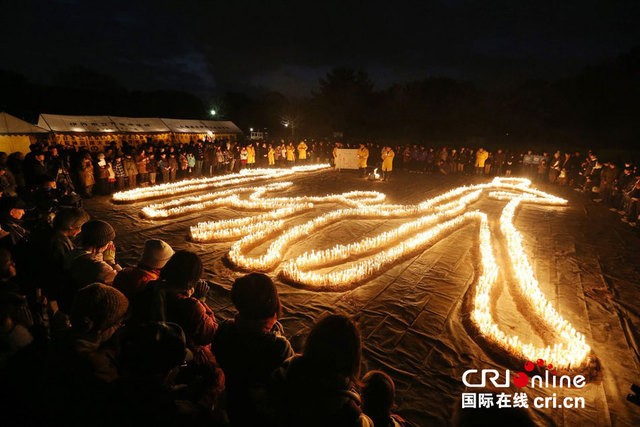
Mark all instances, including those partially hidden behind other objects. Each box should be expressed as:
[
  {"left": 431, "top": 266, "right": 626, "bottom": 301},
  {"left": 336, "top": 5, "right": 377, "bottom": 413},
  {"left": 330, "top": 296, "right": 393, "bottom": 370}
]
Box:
[
  {"left": 123, "top": 153, "right": 138, "bottom": 188},
  {"left": 135, "top": 150, "right": 148, "bottom": 187},
  {"left": 286, "top": 142, "right": 296, "bottom": 166},
  {"left": 381, "top": 146, "right": 395, "bottom": 181},
  {"left": 475, "top": 148, "right": 488, "bottom": 175},
  {"left": 147, "top": 152, "right": 157, "bottom": 186},
  {"left": 113, "top": 156, "right": 126, "bottom": 190},
  {"left": 79, "top": 152, "right": 95, "bottom": 197},
  {"left": 94, "top": 154, "right": 110, "bottom": 195},
  {"left": 268, "top": 144, "right": 276, "bottom": 167},
  {"left": 357, "top": 143, "right": 369, "bottom": 176},
  {"left": 297, "top": 140, "right": 308, "bottom": 164},
  {"left": 195, "top": 141, "right": 205, "bottom": 176},
  {"left": 246, "top": 144, "right": 256, "bottom": 168}
]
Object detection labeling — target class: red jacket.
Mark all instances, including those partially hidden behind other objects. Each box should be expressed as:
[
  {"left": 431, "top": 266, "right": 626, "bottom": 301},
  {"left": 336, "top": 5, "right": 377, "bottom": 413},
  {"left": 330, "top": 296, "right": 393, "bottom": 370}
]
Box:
[{"left": 113, "top": 266, "right": 160, "bottom": 300}]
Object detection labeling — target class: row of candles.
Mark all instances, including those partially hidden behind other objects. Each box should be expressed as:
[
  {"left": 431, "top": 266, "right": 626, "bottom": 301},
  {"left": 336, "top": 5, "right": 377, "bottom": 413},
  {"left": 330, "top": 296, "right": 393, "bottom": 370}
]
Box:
[{"left": 112, "top": 164, "right": 330, "bottom": 203}]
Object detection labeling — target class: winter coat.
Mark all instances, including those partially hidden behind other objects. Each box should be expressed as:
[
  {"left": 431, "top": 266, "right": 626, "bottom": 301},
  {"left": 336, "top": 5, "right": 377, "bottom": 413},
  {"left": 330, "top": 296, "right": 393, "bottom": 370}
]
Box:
[
  {"left": 135, "top": 155, "right": 147, "bottom": 174},
  {"left": 132, "top": 281, "right": 218, "bottom": 351},
  {"left": 123, "top": 157, "right": 138, "bottom": 177},
  {"left": 186, "top": 154, "right": 196, "bottom": 168},
  {"left": 79, "top": 158, "right": 95, "bottom": 187},
  {"left": 247, "top": 146, "right": 256, "bottom": 164},
  {"left": 213, "top": 319, "right": 294, "bottom": 426},
  {"left": 273, "top": 355, "right": 373, "bottom": 427},
  {"left": 113, "top": 160, "right": 126, "bottom": 178},
  {"left": 475, "top": 150, "right": 489, "bottom": 167},
  {"left": 113, "top": 266, "right": 160, "bottom": 300},
  {"left": 297, "top": 142, "right": 308, "bottom": 160},
  {"left": 381, "top": 149, "right": 395, "bottom": 171},
  {"left": 286, "top": 146, "right": 295, "bottom": 161},
  {"left": 62, "top": 249, "right": 120, "bottom": 311},
  {"left": 357, "top": 148, "right": 369, "bottom": 168}
]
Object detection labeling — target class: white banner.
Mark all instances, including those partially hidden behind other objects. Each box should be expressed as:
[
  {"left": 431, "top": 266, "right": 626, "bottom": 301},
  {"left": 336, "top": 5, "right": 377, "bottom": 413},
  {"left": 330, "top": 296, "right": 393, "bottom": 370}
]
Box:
[{"left": 336, "top": 148, "right": 360, "bottom": 170}]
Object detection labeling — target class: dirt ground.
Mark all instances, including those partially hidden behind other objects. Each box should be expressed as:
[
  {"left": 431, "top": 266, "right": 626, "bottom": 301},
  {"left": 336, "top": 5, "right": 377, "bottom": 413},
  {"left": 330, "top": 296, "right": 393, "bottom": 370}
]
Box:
[{"left": 84, "top": 169, "right": 640, "bottom": 426}]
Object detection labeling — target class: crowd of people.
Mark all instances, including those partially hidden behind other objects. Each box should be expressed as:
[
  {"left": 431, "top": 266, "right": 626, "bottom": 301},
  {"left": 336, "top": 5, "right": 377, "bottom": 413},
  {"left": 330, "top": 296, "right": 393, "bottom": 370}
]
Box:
[
  {"left": 0, "top": 138, "right": 637, "bottom": 426},
  {"left": 0, "top": 218, "right": 407, "bottom": 426}
]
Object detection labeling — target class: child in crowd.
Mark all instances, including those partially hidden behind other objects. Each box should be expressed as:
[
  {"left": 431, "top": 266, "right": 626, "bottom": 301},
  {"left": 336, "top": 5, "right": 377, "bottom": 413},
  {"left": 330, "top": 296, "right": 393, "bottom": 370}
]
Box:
[
  {"left": 361, "top": 371, "right": 407, "bottom": 427},
  {"left": 213, "top": 272, "right": 294, "bottom": 426}
]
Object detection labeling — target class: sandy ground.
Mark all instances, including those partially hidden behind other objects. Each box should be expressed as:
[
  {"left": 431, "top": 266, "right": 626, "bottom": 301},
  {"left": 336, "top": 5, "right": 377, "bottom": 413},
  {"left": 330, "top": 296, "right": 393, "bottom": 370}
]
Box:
[{"left": 84, "top": 169, "right": 640, "bottom": 426}]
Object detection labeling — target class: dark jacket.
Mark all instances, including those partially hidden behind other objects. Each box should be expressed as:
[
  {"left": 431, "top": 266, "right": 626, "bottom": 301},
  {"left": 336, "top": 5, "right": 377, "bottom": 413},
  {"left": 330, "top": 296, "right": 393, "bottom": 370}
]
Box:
[
  {"left": 212, "top": 318, "right": 294, "bottom": 425},
  {"left": 273, "top": 356, "right": 372, "bottom": 427}
]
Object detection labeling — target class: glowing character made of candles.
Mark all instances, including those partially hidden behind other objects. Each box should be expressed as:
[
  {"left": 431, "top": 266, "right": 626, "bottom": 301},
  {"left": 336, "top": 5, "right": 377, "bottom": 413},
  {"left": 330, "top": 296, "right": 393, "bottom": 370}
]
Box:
[{"left": 177, "top": 176, "right": 590, "bottom": 369}]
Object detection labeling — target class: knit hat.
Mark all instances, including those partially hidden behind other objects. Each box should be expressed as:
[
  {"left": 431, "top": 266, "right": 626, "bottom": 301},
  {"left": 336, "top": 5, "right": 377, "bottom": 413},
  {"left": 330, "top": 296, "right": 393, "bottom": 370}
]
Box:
[
  {"left": 140, "top": 239, "right": 175, "bottom": 269},
  {"left": 81, "top": 220, "right": 115, "bottom": 247},
  {"left": 231, "top": 272, "right": 281, "bottom": 320},
  {"left": 70, "top": 283, "right": 129, "bottom": 331}
]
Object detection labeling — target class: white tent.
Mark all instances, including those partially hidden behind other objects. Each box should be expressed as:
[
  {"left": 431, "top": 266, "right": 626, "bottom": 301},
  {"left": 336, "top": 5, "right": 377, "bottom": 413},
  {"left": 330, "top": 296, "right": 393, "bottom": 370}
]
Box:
[
  {"left": 159, "top": 118, "right": 211, "bottom": 134},
  {"left": 38, "top": 114, "right": 119, "bottom": 133},
  {"left": 0, "top": 112, "right": 49, "bottom": 154},
  {"left": 108, "top": 116, "right": 171, "bottom": 133},
  {"left": 200, "top": 120, "right": 242, "bottom": 134}
]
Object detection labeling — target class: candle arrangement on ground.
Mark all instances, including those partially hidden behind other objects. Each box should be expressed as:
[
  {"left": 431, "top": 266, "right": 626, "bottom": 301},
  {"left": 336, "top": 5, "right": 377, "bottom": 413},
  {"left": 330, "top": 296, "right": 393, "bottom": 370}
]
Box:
[
  {"left": 111, "top": 164, "right": 330, "bottom": 203},
  {"left": 185, "top": 176, "right": 591, "bottom": 369}
]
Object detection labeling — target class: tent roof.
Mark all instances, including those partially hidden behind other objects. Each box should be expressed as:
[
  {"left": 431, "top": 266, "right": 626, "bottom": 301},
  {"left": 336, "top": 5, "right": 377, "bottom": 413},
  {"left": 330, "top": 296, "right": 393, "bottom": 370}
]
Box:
[
  {"left": 108, "top": 116, "right": 170, "bottom": 133},
  {"left": 200, "top": 120, "right": 243, "bottom": 134},
  {"left": 38, "top": 114, "right": 119, "bottom": 133},
  {"left": 159, "top": 118, "right": 212, "bottom": 133},
  {"left": 0, "top": 112, "right": 49, "bottom": 135},
  {"left": 37, "top": 114, "right": 242, "bottom": 134}
]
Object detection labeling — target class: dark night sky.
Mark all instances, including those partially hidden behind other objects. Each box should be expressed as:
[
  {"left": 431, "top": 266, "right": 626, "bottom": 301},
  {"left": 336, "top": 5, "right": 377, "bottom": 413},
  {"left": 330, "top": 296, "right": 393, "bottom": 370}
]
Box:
[{"left": 1, "top": 0, "right": 639, "bottom": 97}]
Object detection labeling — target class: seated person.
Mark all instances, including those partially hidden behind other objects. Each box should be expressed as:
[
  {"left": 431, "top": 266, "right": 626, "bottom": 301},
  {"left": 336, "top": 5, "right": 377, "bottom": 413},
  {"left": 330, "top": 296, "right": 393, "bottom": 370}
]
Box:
[
  {"left": 28, "top": 207, "right": 89, "bottom": 304},
  {"left": 44, "top": 283, "right": 129, "bottom": 426},
  {"left": 361, "top": 371, "right": 407, "bottom": 427},
  {"left": 132, "top": 251, "right": 223, "bottom": 404},
  {"left": 114, "top": 239, "right": 174, "bottom": 300},
  {"left": 62, "top": 220, "right": 121, "bottom": 313},
  {"left": 0, "top": 197, "right": 29, "bottom": 249},
  {"left": 110, "top": 321, "right": 213, "bottom": 427},
  {"left": 274, "top": 314, "right": 373, "bottom": 427},
  {"left": 213, "top": 273, "right": 294, "bottom": 426}
]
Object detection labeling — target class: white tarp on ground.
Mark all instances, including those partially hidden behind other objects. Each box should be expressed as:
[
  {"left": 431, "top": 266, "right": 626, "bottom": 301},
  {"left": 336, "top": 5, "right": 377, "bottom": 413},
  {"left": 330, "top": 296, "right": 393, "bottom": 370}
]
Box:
[
  {"left": 85, "top": 172, "right": 640, "bottom": 426},
  {"left": 0, "top": 112, "right": 49, "bottom": 134}
]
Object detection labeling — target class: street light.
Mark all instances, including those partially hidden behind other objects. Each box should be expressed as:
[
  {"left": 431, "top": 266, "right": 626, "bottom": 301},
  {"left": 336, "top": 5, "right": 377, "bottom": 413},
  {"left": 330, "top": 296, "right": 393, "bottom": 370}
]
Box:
[
  {"left": 284, "top": 122, "right": 289, "bottom": 128},
  {"left": 250, "top": 127, "right": 254, "bottom": 132},
  {"left": 210, "top": 109, "right": 216, "bottom": 116}
]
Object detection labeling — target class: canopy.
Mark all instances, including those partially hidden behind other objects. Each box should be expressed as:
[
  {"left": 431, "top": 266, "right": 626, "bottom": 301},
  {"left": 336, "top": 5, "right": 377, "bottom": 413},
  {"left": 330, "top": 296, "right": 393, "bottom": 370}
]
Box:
[
  {"left": 159, "top": 118, "right": 212, "bottom": 134},
  {"left": 0, "top": 112, "right": 49, "bottom": 135},
  {"left": 108, "top": 116, "right": 170, "bottom": 133},
  {"left": 38, "top": 114, "right": 119, "bottom": 133},
  {"left": 200, "top": 120, "right": 242, "bottom": 134},
  {"left": 37, "top": 114, "right": 241, "bottom": 135}
]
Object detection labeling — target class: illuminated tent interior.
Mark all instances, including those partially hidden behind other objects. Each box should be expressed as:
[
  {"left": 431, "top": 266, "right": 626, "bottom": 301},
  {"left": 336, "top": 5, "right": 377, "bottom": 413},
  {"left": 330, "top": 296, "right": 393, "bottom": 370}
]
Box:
[{"left": 0, "top": 112, "right": 49, "bottom": 154}]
